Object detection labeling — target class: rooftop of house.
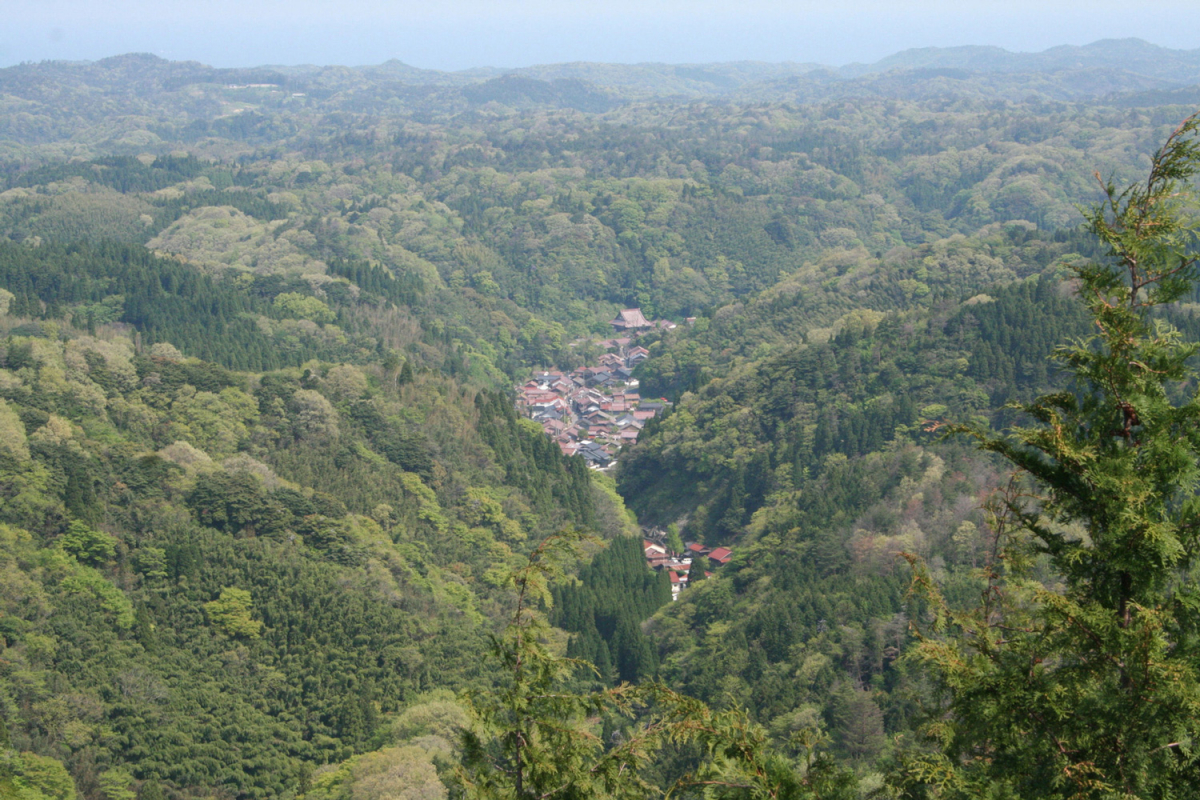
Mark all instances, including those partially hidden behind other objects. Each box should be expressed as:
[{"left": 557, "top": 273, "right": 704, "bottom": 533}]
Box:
[
  {"left": 611, "top": 308, "right": 652, "bottom": 329},
  {"left": 709, "top": 547, "right": 734, "bottom": 563}
]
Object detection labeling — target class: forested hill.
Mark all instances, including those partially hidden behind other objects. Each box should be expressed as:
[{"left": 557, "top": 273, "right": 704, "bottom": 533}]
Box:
[
  {"left": 2, "top": 78, "right": 1192, "bottom": 357},
  {"left": 620, "top": 264, "right": 1095, "bottom": 531},
  {"left": 0, "top": 276, "right": 627, "bottom": 797}
]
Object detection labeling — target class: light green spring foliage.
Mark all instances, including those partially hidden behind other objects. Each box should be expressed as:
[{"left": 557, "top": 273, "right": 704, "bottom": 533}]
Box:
[
  {"left": 203, "top": 586, "right": 263, "bottom": 639},
  {"left": 58, "top": 520, "right": 116, "bottom": 566},
  {"left": 0, "top": 750, "right": 76, "bottom": 800},
  {"left": 308, "top": 746, "right": 447, "bottom": 800},
  {"left": 304, "top": 692, "right": 469, "bottom": 800},
  {"left": 97, "top": 768, "right": 136, "bottom": 800},
  {"left": 0, "top": 397, "right": 29, "bottom": 460},
  {"left": 275, "top": 292, "right": 337, "bottom": 324},
  {"left": 894, "top": 115, "right": 1200, "bottom": 799}
]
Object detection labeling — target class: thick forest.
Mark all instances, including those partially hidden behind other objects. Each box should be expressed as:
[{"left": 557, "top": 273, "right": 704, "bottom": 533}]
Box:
[{"left": 1, "top": 42, "right": 1200, "bottom": 800}]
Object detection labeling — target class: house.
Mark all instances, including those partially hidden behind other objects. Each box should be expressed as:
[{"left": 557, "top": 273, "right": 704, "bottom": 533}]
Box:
[
  {"left": 610, "top": 308, "right": 652, "bottom": 332},
  {"left": 708, "top": 547, "right": 733, "bottom": 566},
  {"left": 576, "top": 441, "right": 614, "bottom": 468},
  {"left": 576, "top": 388, "right": 607, "bottom": 407},
  {"left": 686, "top": 542, "right": 711, "bottom": 557},
  {"left": 523, "top": 391, "right": 561, "bottom": 406}
]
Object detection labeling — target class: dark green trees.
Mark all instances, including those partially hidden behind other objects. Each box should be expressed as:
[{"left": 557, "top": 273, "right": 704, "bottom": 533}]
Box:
[
  {"left": 553, "top": 537, "right": 670, "bottom": 684},
  {"left": 896, "top": 116, "right": 1200, "bottom": 798}
]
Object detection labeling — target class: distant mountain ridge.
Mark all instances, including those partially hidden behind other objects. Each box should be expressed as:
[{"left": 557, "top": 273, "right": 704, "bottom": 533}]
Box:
[
  {"left": 842, "top": 38, "right": 1200, "bottom": 81},
  {"left": 2, "top": 38, "right": 1200, "bottom": 122}
]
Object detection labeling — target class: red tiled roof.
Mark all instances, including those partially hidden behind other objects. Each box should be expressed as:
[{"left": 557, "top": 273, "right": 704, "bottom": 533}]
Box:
[{"left": 708, "top": 547, "right": 733, "bottom": 563}]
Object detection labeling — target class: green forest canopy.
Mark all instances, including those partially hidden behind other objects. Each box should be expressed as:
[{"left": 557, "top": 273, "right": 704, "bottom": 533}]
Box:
[{"left": 1, "top": 50, "right": 1200, "bottom": 799}]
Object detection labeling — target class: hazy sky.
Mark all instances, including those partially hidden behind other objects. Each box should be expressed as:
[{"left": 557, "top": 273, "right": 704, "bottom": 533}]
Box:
[{"left": 3, "top": 0, "right": 1198, "bottom": 70}]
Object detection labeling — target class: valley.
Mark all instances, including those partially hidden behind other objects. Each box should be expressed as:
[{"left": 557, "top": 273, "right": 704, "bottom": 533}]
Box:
[{"left": 1, "top": 40, "right": 1199, "bottom": 799}]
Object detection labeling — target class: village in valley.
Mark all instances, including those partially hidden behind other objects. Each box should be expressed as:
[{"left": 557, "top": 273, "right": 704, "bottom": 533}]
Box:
[
  {"left": 515, "top": 307, "right": 733, "bottom": 597},
  {"left": 515, "top": 307, "right": 676, "bottom": 469},
  {"left": 643, "top": 537, "right": 733, "bottom": 600}
]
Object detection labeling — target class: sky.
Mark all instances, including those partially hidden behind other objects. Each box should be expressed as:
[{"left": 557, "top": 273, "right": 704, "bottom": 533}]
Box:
[{"left": 2, "top": 0, "right": 1198, "bottom": 70}]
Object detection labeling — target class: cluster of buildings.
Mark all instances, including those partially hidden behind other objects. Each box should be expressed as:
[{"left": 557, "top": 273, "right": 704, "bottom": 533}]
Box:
[
  {"left": 642, "top": 539, "right": 734, "bottom": 600},
  {"left": 516, "top": 308, "right": 731, "bottom": 599},
  {"left": 515, "top": 309, "right": 676, "bottom": 469}
]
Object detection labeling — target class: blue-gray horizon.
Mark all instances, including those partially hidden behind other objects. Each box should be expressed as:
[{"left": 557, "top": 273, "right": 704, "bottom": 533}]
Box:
[{"left": 2, "top": 0, "right": 1198, "bottom": 71}]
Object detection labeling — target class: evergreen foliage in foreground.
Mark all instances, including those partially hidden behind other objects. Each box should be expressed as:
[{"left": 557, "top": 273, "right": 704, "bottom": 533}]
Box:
[
  {"left": 460, "top": 533, "right": 858, "bottom": 800},
  {"left": 894, "top": 115, "right": 1200, "bottom": 799}
]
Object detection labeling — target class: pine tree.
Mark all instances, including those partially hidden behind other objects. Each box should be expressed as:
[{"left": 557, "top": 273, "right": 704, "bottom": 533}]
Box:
[{"left": 894, "top": 115, "right": 1200, "bottom": 799}]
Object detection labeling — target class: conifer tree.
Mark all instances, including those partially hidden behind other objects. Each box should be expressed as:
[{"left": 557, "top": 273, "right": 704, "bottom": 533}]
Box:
[{"left": 894, "top": 115, "right": 1200, "bottom": 799}]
